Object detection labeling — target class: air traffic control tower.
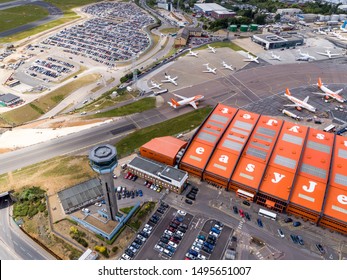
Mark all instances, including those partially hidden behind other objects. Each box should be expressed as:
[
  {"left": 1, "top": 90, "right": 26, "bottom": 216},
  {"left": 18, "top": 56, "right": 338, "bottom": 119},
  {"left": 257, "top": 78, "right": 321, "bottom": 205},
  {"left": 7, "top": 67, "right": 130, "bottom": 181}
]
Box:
[{"left": 89, "top": 144, "right": 118, "bottom": 221}]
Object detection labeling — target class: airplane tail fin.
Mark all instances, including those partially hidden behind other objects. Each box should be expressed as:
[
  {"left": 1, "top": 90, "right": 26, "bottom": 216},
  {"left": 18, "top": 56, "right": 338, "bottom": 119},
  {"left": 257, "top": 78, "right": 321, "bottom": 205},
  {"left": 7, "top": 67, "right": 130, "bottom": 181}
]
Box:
[
  {"left": 342, "top": 20, "right": 347, "bottom": 29},
  {"left": 170, "top": 98, "right": 180, "bottom": 108},
  {"left": 285, "top": 88, "right": 291, "bottom": 96},
  {"left": 318, "top": 77, "right": 323, "bottom": 87}
]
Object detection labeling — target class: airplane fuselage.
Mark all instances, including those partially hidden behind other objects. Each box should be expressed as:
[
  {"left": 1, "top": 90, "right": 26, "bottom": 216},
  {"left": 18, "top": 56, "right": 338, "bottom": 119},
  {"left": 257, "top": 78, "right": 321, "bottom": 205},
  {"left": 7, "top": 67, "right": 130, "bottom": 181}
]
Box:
[
  {"left": 285, "top": 95, "right": 316, "bottom": 112},
  {"left": 319, "top": 85, "right": 345, "bottom": 102}
]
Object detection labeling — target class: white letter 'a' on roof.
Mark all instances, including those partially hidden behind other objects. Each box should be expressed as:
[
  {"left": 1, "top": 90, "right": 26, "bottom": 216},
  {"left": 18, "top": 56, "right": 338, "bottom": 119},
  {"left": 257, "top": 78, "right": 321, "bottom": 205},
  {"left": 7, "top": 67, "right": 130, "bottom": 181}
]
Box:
[
  {"left": 219, "top": 155, "right": 229, "bottom": 163},
  {"left": 196, "top": 147, "right": 204, "bottom": 155},
  {"left": 243, "top": 114, "right": 251, "bottom": 119},
  {"left": 266, "top": 119, "right": 278, "bottom": 126},
  {"left": 271, "top": 172, "right": 285, "bottom": 183},
  {"left": 221, "top": 108, "right": 229, "bottom": 114},
  {"left": 316, "top": 133, "right": 325, "bottom": 140},
  {"left": 337, "top": 194, "right": 347, "bottom": 205}
]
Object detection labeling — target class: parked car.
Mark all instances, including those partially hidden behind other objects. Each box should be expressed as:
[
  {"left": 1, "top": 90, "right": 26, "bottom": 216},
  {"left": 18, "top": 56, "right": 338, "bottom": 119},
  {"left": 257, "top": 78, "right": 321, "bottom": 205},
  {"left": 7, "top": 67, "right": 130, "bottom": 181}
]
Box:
[
  {"left": 242, "top": 200, "right": 250, "bottom": 206},
  {"left": 233, "top": 206, "right": 238, "bottom": 214},
  {"left": 185, "top": 199, "right": 193, "bottom": 205},
  {"left": 293, "top": 221, "right": 301, "bottom": 227},
  {"left": 316, "top": 243, "right": 325, "bottom": 254},
  {"left": 284, "top": 217, "right": 293, "bottom": 223},
  {"left": 257, "top": 218, "right": 263, "bottom": 227}
]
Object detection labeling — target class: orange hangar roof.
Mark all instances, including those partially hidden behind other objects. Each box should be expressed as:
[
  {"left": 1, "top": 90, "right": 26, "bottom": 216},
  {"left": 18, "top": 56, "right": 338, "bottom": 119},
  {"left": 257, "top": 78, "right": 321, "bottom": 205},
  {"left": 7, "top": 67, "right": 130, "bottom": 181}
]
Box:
[
  {"left": 204, "top": 109, "right": 260, "bottom": 180},
  {"left": 289, "top": 129, "right": 334, "bottom": 212},
  {"left": 231, "top": 116, "right": 284, "bottom": 191},
  {"left": 179, "top": 104, "right": 237, "bottom": 172},
  {"left": 140, "top": 136, "right": 187, "bottom": 158},
  {"left": 258, "top": 122, "right": 309, "bottom": 201},
  {"left": 322, "top": 135, "right": 347, "bottom": 223}
]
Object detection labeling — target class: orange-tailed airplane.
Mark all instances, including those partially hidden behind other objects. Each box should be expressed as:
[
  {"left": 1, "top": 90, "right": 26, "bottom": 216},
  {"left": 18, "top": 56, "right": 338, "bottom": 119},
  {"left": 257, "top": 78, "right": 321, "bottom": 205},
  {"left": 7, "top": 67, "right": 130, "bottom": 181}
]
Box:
[
  {"left": 167, "top": 93, "right": 204, "bottom": 109},
  {"left": 313, "top": 78, "right": 345, "bottom": 103},
  {"left": 284, "top": 88, "right": 316, "bottom": 112}
]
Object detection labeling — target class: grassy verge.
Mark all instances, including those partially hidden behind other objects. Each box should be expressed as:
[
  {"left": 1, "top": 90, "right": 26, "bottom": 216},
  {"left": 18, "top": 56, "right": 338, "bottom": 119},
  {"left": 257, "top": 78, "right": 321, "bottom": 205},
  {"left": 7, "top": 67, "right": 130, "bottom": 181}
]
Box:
[
  {"left": 88, "top": 97, "right": 156, "bottom": 118},
  {"left": 116, "top": 106, "right": 212, "bottom": 157},
  {"left": 0, "top": 155, "right": 95, "bottom": 194},
  {"left": 1, "top": 73, "right": 100, "bottom": 125},
  {"left": 0, "top": 0, "right": 98, "bottom": 43},
  {"left": 159, "top": 27, "right": 179, "bottom": 34},
  {"left": 0, "top": 5, "right": 49, "bottom": 33}
]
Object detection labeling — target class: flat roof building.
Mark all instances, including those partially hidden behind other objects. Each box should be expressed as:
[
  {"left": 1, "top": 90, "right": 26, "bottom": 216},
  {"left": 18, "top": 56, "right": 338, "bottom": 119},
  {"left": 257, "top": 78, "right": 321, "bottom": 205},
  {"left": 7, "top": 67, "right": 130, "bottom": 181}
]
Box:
[
  {"left": 128, "top": 156, "right": 188, "bottom": 193},
  {"left": 0, "top": 93, "right": 21, "bottom": 107},
  {"left": 140, "top": 136, "right": 187, "bottom": 166},
  {"left": 176, "top": 103, "right": 347, "bottom": 234},
  {"left": 194, "top": 3, "right": 228, "bottom": 15},
  {"left": 252, "top": 33, "right": 304, "bottom": 50}
]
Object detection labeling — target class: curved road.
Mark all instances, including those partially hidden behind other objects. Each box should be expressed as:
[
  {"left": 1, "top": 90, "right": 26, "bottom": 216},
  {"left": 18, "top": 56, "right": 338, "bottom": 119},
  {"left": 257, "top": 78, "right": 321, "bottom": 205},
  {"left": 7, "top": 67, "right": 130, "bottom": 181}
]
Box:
[{"left": 0, "top": 0, "right": 63, "bottom": 38}]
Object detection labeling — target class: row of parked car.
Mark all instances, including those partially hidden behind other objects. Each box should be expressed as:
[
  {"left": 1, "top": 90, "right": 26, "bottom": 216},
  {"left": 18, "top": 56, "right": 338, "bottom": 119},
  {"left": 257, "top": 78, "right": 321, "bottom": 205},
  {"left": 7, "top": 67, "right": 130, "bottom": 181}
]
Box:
[
  {"left": 124, "top": 171, "right": 138, "bottom": 181},
  {"left": 185, "top": 186, "right": 199, "bottom": 204},
  {"left": 143, "top": 180, "right": 163, "bottom": 193},
  {"left": 154, "top": 210, "right": 188, "bottom": 258},
  {"left": 185, "top": 221, "right": 224, "bottom": 260},
  {"left": 233, "top": 205, "right": 251, "bottom": 221},
  {"left": 120, "top": 202, "right": 168, "bottom": 260}
]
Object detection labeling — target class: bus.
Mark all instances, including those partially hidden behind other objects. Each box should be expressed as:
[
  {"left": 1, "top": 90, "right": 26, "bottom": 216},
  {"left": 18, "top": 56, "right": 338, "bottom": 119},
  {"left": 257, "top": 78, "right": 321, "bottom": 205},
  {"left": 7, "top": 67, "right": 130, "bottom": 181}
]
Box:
[
  {"left": 258, "top": 208, "right": 277, "bottom": 220},
  {"left": 323, "top": 124, "right": 336, "bottom": 132}
]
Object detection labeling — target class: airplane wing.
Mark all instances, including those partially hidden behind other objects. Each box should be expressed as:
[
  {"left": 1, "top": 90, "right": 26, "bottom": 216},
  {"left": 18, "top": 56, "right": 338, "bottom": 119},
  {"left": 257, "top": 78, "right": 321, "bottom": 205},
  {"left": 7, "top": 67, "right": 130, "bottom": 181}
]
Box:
[
  {"left": 335, "top": 89, "right": 343, "bottom": 94},
  {"left": 303, "top": 96, "right": 310, "bottom": 103},
  {"left": 161, "top": 79, "right": 170, "bottom": 83},
  {"left": 172, "top": 93, "right": 187, "bottom": 100},
  {"left": 189, "top": 102, "right": 198, "bottom": 109},
  {"left": 316, "top": 52, "right": 328, "bottom": 56},
  {"left": 312, "top": 92, "right": 326, "bottom": 96},
  {"left": 284, "top": 104, "right": 299, "bottom": 107},
  {"left": 172, "top": 77, "right": 178, "bottom": 80}
]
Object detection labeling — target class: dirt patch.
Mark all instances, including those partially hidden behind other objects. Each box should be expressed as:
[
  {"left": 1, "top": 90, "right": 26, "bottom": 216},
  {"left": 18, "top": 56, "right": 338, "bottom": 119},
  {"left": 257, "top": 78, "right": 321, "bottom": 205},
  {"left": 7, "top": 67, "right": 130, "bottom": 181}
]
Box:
[{"left": 0, "top": 148, "right": 13, "bottom": 154}]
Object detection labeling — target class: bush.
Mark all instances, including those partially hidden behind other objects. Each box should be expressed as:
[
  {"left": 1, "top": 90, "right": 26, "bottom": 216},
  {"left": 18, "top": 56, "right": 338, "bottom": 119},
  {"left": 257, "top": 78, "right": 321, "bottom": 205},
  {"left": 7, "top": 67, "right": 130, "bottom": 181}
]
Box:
[{"left": 112, "top": 246, "right": 118, "bottom": 253}]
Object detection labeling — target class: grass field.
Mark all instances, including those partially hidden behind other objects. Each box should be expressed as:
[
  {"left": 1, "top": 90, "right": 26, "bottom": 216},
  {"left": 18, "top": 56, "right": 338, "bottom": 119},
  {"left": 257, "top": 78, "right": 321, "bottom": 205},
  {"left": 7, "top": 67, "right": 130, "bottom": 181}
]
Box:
[
  {"left": 1, "top": 73, "right": 100, "bottom": 125},
  {"left": 88, "top": 97, "right": 156, "bottom": 118},
  {"left": 0, "top": 0, "right": 98, "bottom": 43},
  {"left": 116, "top": 106, "right": 212, "bottom": 157},
  {"left": 0, "top": 5, "right": 49, "bottom": 33},
  {"left": 159, "top": 27, "right": 179, "bottom": 34},
  {"left": 0, "top": 155, "right": 95, "bottom": 194}
]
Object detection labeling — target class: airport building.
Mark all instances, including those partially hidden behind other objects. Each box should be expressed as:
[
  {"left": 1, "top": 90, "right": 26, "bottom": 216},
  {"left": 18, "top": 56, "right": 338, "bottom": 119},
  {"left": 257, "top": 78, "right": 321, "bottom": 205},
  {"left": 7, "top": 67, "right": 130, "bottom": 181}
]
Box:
[
  {"left": 127, "top": 156, "right": 188, "bottom": 194},
  {"left": 193, "top": 3, "right": 228, "bottom": 16},
  {"left": 140, "top": 136, "right": 187, "bottom": 166},
  {"left": 176, "top": 104, "right": 347, "bottom": 234},
  {"left": 0, "top": 93, "right": 21, "bottom": 107},
  {"left": 252, "top": 33, "right": 304, "bottom": 50}
]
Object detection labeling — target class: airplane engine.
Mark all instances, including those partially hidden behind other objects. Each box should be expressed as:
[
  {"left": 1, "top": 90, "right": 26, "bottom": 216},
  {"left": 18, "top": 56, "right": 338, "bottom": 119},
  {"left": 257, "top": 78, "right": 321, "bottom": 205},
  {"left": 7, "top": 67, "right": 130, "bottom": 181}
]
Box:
[{"left": 296, "top": 106, "right": 302, "bottom": 111}]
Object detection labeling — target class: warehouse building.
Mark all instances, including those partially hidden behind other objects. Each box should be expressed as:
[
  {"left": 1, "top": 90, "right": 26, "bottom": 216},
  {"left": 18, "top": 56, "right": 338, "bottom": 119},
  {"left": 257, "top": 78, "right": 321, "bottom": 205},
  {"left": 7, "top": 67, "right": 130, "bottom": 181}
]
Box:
[
  {"left": 177, "top": 104, "right": 347, "bottom": 234},
  {"left": 140, "top": 136, "right": 187, "bottom": 166},
  {"left": 194, "top": 3, "right": 228, "bottom": 16},
  {"left": 0, "top": 93, "right": 22, "bottom": 107},
  {"left": 252, "top": 33, "right": 304, "bottom": 50}
]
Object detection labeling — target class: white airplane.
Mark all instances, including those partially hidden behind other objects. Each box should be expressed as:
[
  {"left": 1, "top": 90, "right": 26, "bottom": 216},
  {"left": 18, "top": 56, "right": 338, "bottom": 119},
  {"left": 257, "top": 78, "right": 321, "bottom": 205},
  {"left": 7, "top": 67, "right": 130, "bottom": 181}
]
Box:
[
  {"left": 187, "top": 49, "right": 198, "bottom": 57},
  {"left": 317, "top": 29, "right": 327, "bottom": 35},
  {"left": 161, "top": 72, "right": 178, "bottom": 86},
  {"left": 203, "top": 63, "right": 217, "bottom": 74},
  {"left": 270, "top": 51, "right": 281, "bottom": 61},
  {"left": 340, "top": 20, "right": 347, "bottom": 32},
  {"left": 296, "top": 49, "right": 316, "bottom": 61},
  {"left": 284, "top": 88, "right": 316, "bottom": 112},
  {"left": 313, "top": 77, "right": 345, "bottom": 103},
  {"left": 167, "top": 93, "right": 204, "bottom": 110},
  {"left": 243, "top": 52, "right": 259, "bottom": 64},
  {"left": 221, "top": 61, "right": 233, "bottom": 71},
  {"left": 316, "top": 49, "right": 340, "bottom": 59},
  {"left": 207, "top": 44, "right": 216, "bottom": 53},
  {"left": 149, "top": 80, "right": 162, "bottom": 89}
]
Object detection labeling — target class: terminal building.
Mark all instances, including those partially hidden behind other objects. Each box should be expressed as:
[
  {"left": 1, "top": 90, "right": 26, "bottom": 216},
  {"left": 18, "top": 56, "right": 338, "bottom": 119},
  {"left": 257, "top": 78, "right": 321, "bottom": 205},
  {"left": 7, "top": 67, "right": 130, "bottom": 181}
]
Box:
[
  {"left": 176, "top": 104, "right": 347, "bottom": 234},
  {"left": 193, "top": 3, "right": 228, "bottom": 16},
  {"left": 252, "top": 33, "right": 304, "bottom": 50}
]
